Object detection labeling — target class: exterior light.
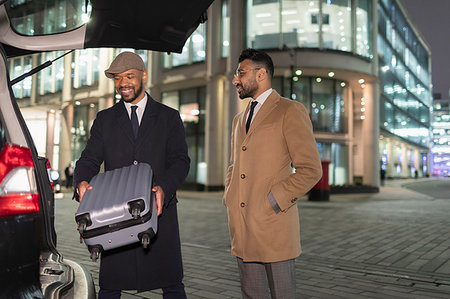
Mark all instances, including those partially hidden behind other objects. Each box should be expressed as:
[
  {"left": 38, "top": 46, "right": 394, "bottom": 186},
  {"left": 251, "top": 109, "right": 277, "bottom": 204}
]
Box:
[
  {"left": 328, "top": 72, "right": 335, "bottom": 77},
  {"left": 75, "top": 101, "right": 81, "bottom": 106},
  {"left": 316, "top": 77, "right": 322, "bottom": 83},
  {"left": 295, "top": 69, "right": 302, "bottom": 76},
  {"left": 340, "top": 82, "right": 346, "bottom": 87},
  {"left": 358, "top": 79, "right": 365, "bottom": 84}
]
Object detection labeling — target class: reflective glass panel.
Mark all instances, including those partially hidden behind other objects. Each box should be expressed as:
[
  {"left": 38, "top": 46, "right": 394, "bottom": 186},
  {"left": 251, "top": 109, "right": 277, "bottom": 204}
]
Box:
[
  {"left": 221, "top": 0, "right": 230, "bottom": 57},
  {"left": 321, "top": 0, "right": 351, "bottom": 52},
  {"left": 356, "top": 0, "right": 372, "bottom": 57},
  {"left": 6, "top": 0, "right": 91, "bottom": 35}
]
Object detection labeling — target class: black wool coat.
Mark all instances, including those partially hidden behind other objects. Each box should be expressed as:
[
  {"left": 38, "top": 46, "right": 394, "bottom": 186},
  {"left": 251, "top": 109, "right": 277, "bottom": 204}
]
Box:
[{"left": 74, "top": 94, "right": 190, "bottom": 291}]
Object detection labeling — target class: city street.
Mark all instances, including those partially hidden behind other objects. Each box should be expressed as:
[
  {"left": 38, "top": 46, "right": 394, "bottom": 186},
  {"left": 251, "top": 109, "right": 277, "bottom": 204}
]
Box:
[{"left": 54, "top": 178, "right": 450, "bottom": 298}]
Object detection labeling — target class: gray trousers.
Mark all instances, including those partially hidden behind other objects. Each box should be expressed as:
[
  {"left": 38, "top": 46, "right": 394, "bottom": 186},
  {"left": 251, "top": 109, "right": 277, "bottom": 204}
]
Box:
[{"left": 237, "top": 258, "right": 296, "bottom": 299}]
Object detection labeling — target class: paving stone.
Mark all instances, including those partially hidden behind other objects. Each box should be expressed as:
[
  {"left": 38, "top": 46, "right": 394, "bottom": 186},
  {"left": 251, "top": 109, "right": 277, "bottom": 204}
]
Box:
[{"left": 53, "top": 179, "right": 450, "bottom": 298}]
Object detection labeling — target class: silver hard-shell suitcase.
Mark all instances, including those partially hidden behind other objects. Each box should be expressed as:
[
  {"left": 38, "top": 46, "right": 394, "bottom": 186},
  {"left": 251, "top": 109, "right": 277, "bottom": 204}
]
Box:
[{"left": 75, "top": 162, "right": 157, "bottom": 261}]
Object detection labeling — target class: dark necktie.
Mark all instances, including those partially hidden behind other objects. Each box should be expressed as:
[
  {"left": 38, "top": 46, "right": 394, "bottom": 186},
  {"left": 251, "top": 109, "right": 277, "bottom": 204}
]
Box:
[
  {"left": 246, "top": 101, "right": 258, "bottom": 133},
  {"left": 131, "top": 105, "right": 139, "bottom": 137}
]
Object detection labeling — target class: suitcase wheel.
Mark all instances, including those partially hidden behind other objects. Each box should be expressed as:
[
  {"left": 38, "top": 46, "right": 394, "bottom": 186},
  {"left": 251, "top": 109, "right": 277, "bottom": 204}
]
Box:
[
  {"left": 128, "top": 199, "right": 145, "bottom": 220},
  {"left": 77, "top": 220, "right": 87, "bottom": 234},
  {"left": 141, "top": 234, "right": 150, "bottom": 249},
  {"left": 131, "top": 207, "right": 140, "bottom": 219},
  {"left": 90, "top": 246, "right": 101, "bottom": 262}
]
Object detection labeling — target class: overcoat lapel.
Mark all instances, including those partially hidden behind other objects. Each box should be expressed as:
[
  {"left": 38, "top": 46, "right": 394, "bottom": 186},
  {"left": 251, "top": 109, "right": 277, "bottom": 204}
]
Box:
[
  {"left": 115, "top": 101, "right": 136, "bottom": 144},
  {"left": 244, "top": 90, "right": 280, "bottom": 138},
  {"left": 136, "top": 94, "right": 158, "bottom": 147},
  {"left": 238, "top": 102, "right": 250, "bottom": 144}
]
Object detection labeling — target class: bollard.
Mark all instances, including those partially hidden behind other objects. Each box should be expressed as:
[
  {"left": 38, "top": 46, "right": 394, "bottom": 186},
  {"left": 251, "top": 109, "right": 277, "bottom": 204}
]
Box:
[{"left": 308, "top": 160, "right": 330, "bottom": 201}]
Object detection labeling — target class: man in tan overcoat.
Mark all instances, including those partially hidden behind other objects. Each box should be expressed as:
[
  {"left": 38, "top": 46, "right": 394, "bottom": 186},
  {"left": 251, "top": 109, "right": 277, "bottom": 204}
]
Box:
[{"left": 224, "top": 48, "right": 322, "bottom": 298}]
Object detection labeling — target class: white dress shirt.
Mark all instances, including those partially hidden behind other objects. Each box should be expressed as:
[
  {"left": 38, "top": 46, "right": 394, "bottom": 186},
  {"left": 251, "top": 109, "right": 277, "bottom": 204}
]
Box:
[
  {"left": 123, "top": 94, "right": 148, "bottom": 125},
  {"left": 245, "top": 88, "right": 273, "bottom": 125}
]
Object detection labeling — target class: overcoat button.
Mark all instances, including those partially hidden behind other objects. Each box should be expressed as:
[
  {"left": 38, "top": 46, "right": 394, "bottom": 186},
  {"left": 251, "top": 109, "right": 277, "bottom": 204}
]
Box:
[
  {"left": 241, "top": 174, "right": 246, "bottom": 179},
  {"left": 242, "top": 146, "right": 247, "bottom": 151},
  {"left": 240, "top": 202, "right": 245, "bottom": 207},
  {"left": 133, "top": 160, "right": 138, "bottom": 165}
]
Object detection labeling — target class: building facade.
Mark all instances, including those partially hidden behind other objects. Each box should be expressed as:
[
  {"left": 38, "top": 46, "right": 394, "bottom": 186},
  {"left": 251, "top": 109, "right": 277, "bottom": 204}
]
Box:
[
  {"left": 431, "top": 99, "right": 450, "bottom": 177},
  {"left": 10, "top": 0, "right": 432, "bottom": 190}
]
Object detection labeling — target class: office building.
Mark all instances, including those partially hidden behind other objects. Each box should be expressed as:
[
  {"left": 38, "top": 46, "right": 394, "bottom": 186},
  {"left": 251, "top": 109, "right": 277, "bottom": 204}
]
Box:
[{"left": 10, "top": 0, "right": 432, "bottom": 190}]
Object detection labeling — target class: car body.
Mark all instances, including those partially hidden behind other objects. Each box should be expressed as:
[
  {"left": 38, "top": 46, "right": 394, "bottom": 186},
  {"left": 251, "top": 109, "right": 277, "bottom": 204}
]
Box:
[{"left": 0, "top": 0, "right": 213, "bottom": 297}]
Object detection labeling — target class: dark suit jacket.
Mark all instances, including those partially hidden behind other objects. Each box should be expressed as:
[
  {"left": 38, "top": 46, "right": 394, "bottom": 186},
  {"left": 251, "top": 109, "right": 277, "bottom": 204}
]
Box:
[{"left": 74, "top": 93, "right": 190, "bottom": 290}]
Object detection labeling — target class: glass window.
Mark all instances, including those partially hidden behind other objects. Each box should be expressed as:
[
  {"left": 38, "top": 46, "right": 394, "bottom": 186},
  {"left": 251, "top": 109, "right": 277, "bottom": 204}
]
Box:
[
  {"left": 36, "top": 51, "right": 64, "bottom": 95},
  {"left": 161, "top": 87, "right": 206, "bottom": 189},
  {"left": 10, "top": 55, "right": 32, "bottom": 98},
  {"left": 247, "top": 0, "right": 372, "bottom": 58},
  {"left": 321, "top": 0, "right": 351, "bottom": 52},
  {"left": 281, "top": 0, "right": 319, "bottom": 48},
  {"left": 317, "top": 142, "right": 349, "bottom": 185},
  {"left": 72, "top": 49, "right": 100, "bottom": 88},
  {"left": 221, "top": 0, "right": 230, "bottom": 57},
  {"left": 6, "top": 0, "right": 91, "bottom": 35},
  {"left": 164, "top": 24, "right": 206, "bottom": 68},
  {"left": 381, "top": 98, "right": 394, "bottom": 132},
  {"left": 247, "top": 0, "right": 282, "bottom": 49},
  {"left": 71, "top": 103, "right": 98, "bottom": 162},
  {"left": 280, "top": 75, "right": 346, "bottom": 133},
  {"left": 311, "top": 78, "right": 335, "bottom": 132},
  {"left": 283, "top": 76, "right": 311, "bottom": 111},
  {"left": 356, "top": 0, "right": 372, "bottom": 58}
]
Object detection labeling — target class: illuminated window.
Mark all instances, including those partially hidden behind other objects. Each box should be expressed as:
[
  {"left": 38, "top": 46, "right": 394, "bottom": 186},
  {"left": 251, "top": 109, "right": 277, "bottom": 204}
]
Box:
[
  {"left": 163, "top": 23, "right": 206, "bottom": 68},
  {"left": 221, "top": 0, "right": 230, "bottom": 57},
  {"left": 10, "top": 56, "right": 32, "bottom": 99},
  {"left": 246, "top": 0, "right": 373, "bottom": 58},
  {"left": 71, "top": 49, "right": 100, "bottom": 88}
]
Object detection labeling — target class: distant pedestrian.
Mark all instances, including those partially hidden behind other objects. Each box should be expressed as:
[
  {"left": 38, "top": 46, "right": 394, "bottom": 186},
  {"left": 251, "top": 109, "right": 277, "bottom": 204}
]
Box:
[
  {"left": 64, "top": 163, "right": 73, "bottom": 188},
  {"left": 380, "top": 168, "right": 386, "bottom": 186},
  {"left": 223, "top": 48, "right": 322, "bottom": 298}
]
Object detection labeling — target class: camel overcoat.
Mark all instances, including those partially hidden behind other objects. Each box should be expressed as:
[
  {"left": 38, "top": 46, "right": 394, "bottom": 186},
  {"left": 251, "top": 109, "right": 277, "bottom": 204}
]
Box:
[{"left": 223, "top": 90, "right": 322, "bottom": 263}]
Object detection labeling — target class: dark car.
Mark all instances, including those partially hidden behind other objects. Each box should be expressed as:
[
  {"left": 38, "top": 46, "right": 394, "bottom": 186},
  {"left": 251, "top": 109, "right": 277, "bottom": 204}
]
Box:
[{"left": 0, "top": 0, "right": 213, "bottom": 297}]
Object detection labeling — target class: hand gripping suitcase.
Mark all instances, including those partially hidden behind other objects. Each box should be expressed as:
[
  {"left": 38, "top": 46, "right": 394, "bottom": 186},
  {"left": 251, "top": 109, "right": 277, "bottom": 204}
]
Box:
[{"left": 75, "top": 162, "right": 157, "bottom": 261}]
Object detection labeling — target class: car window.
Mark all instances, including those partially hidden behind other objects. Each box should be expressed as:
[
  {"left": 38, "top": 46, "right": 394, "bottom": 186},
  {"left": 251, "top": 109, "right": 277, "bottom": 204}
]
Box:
[{"left": 5, "top": 0, "right": 91, "bottom": 36}]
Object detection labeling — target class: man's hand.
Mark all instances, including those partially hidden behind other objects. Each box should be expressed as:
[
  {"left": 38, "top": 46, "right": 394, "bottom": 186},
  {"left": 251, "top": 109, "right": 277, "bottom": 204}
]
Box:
[
  {"left": 152, "top": 186, "right": 165, "bottom": 216},
  {"left": 77, "top": 181, "right": 92, "bottom": 202}
]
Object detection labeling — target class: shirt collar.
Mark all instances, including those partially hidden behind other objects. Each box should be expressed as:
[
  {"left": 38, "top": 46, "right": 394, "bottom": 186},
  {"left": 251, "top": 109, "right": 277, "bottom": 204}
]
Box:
[
  {"left": 123, "top": 93, "right": 148, "bottom": 111},
  {"left": 253, "top": 88, "right": 272, "bottom": 106}
]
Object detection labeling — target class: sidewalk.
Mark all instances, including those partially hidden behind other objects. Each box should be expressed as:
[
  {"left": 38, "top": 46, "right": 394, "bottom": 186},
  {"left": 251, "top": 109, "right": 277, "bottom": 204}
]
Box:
[{"left": 54, "top": 178, "right": 450, "bottom": 298}]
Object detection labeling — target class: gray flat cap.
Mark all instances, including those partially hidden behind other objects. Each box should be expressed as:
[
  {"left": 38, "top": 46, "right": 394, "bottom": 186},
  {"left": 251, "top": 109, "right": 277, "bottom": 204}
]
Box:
[{"left": 104, "top": 51, "right": 146, "bottom": 78}]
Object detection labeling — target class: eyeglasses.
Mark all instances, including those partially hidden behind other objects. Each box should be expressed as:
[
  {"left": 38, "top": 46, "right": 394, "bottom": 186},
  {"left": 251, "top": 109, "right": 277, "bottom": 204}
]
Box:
[{"left": 234, "top": 67, "right": 261, "bottom": 78}]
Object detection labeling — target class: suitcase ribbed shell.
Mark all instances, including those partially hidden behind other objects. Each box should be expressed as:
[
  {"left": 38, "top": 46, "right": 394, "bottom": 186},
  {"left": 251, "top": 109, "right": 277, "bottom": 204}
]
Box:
[{"left": 75, "top": 162, "right": 157, "bottom": 252}]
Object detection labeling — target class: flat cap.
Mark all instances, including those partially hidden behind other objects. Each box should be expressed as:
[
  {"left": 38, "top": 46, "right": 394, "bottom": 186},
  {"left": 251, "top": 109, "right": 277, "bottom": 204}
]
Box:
[{"left": 104, "top": 51, "right": 146, "bottom": 78}]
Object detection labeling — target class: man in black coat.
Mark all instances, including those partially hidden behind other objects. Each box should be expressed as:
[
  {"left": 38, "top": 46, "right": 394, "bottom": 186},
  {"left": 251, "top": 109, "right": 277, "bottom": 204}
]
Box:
[{"left": 74, "top": 51, "right": 190, "bottom": 298}]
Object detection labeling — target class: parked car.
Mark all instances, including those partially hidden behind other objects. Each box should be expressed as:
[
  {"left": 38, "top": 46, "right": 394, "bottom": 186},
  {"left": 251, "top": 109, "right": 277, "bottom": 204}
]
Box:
[{"left": 0, "top": 0, "right": 213, "bottom": 297}]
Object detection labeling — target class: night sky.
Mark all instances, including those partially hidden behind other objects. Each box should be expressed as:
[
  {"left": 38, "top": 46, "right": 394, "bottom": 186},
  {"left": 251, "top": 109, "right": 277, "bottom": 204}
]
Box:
[{"left": 399, "top": 0, "right": 450, "bottom": 99}]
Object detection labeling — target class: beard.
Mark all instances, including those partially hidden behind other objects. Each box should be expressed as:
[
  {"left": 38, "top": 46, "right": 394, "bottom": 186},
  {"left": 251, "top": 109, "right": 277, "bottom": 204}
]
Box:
[
  {"left": 236, "top": 78, "right": 258, "bottom": 99},
  {"left": 119, "top": 82, "right": 144, "bottom": 103}
]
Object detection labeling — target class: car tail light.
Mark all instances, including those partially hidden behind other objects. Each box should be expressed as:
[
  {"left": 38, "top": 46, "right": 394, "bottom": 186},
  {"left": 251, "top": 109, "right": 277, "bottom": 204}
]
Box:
[
  {"left": 46, "top": 159, "right": 54, "bottom": 191},
  {"left": 0, "top": 143, "right": 39, "bottom": 216}
]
